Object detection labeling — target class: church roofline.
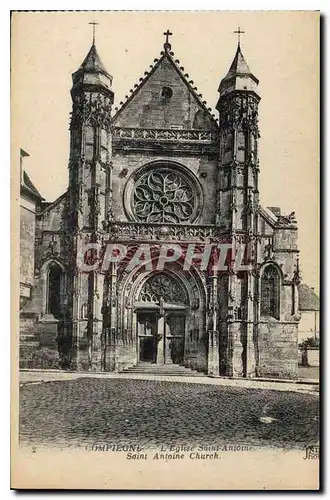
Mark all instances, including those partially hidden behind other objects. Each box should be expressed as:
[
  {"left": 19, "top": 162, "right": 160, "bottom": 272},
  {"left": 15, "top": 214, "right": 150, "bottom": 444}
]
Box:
[
  {"left": 259, "top": 206, "right": 278, "bottom": 226},
  {"left": 112, "top": 40, "right": 219, "bottom": 128},
  {"left": 20, "top": 170, "right": 44, "bottom": 202},
  {"left": 298, "top": 284, "right": 320, "bottom": 311},
  {"left": 259, "top": 206, "right": 298, "bottom": 230},
  {"left": 38, "top": 190, "right": 68, "bottom": 216}
]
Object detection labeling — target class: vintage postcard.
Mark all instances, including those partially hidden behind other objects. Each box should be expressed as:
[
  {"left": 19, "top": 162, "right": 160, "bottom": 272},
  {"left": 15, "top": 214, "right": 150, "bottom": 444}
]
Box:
[{"left": 11, "top": 10, "right": 320, "bottom": 490}]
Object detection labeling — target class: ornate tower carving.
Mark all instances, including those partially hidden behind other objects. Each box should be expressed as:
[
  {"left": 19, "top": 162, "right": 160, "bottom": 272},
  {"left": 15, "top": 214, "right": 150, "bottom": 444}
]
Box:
[
  {"left": 64, "top": 42, "right": 114, "bottom": 370},
  {"left": 216, "top": 41, "right": 260, "bottom": 377}
]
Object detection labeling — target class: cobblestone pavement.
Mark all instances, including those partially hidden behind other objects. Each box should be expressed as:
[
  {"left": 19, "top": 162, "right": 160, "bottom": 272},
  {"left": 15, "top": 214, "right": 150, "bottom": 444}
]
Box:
[
  {"left": 19, "top": 370, "right": 319, "bottom": 394},
  {"left": 19, "top": 377, "right": 319, "bottom": 451}
]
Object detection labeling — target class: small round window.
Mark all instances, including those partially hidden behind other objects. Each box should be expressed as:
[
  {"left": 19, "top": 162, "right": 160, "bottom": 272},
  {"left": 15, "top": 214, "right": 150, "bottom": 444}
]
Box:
[{"left": 161, "top": 86, "right": 173, "bottom": 99}]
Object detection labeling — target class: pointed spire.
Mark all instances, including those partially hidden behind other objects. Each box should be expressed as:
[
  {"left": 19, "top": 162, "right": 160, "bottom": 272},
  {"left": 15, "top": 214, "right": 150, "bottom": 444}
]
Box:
[
  {"left": 79, "top": 43, "right": 109, "bottom": 76},
  {"left": 224, "top": 44, "right": 255, "bottom": 81},
  {"left": 217, "top": 42, "right": 259, "bottom": 101},
  {"left": 73, "top": 21, "right": 110, "bottom": 80},
  {"left": 71, "top": 43, "right": 113, "bottom": 96}
]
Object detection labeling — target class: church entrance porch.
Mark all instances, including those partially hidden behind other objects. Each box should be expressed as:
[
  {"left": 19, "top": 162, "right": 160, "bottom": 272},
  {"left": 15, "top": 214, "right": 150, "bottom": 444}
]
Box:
[
  {"left": 114, "top": 268, "right": 208, "bottom": 373},
  {"left": 137, "top": 308, "right": 185, "bottom": 365}
]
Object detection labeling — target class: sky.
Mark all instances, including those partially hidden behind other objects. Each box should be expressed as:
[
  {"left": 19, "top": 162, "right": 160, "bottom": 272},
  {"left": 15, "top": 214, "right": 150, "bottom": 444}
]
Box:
[{"left": 11, "top": 11, "right": 319, "bottom": 291}]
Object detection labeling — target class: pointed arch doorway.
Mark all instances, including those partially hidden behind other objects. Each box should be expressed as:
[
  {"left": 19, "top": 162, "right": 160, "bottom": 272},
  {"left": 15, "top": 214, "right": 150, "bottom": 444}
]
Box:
[{"left": 135, "top": 273, "right": 188, "bottom": 365}]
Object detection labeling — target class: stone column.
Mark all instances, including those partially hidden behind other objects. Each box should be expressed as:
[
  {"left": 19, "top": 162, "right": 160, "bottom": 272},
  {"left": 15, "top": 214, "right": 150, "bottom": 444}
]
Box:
[
  {"left": 245, "top": 270, "right": 256, "bottom": 377},
  {"left": 104, "top": 262, "right": 117, "bottom": 371},
  {"left": 156, "top": 315, "right": 165, "bottom": 364},
  {"left": 227, "top": 270, "right": 244, "bottom": 377},
  {"left": 207, "top": 273, "right": 219, "bottom": 376},
  {"left": 69, "top": 267, "right": 83, "bottom": 370},
  {"left": 90, "top": 271, "right": 104, "bottom": 371}
]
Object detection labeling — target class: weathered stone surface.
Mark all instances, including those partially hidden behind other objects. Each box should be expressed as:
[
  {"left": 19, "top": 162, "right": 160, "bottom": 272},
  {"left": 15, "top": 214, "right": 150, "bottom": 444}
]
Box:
[
  {"left": 114, "top": 56, "right": 215, "bottom": 131},
  {"left": 258, "top": 321, "right": 298, "bottom": 378}
]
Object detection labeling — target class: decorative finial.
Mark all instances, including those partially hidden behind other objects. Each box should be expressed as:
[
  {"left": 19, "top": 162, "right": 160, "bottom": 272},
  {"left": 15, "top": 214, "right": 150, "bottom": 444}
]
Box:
[
  {"left": 89, "top": 21, "right": 99, "bottom": 45},
  {"left": 234, "top": 26, "right": 245, "bottom": 46},
  {"left": 163, "top": 29, "right": 173, "bottom": 51}
]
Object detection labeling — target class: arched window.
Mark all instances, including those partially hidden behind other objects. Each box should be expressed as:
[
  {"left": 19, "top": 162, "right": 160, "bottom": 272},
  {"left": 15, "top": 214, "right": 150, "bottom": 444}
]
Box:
[
  {"left": 260, "top": 265, "right": 280, "bottom": 320},
  {"left": 47, "top": 262, "right": 63, "bottom": 319}
]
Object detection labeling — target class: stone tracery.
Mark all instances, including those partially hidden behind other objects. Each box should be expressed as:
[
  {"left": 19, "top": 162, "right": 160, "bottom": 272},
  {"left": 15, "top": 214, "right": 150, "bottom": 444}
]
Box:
[
  {"left": 139, "top": 273, "right": 188, "bottom": 304},
  {"left": 133, "top": 168, "right": 197, "bottom": 224}
]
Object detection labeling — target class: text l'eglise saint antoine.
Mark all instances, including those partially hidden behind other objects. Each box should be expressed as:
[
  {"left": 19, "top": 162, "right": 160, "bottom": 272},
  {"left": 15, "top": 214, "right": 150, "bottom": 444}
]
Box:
[
  {"left": 127, "top": 444, "right": 252, "bottom": 460},
  {"left": 87, "top": 443, "right": 252, "bottom": 460}
]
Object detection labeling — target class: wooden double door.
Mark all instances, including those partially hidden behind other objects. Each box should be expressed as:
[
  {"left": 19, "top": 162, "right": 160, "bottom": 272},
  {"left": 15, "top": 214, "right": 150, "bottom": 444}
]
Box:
[{"left": 137, "top": 310, "right": 185, "bottom": 365}]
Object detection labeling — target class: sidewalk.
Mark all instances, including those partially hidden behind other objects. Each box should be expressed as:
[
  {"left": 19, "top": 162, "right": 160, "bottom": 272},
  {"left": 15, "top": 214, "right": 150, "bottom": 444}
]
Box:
[{"left": 19, "top": 369, "right": 319, "bottom": 394}]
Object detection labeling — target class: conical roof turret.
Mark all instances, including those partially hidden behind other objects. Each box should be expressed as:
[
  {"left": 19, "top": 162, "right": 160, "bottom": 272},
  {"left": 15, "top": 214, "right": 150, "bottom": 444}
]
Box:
[
  {"left": 71, "top": 42, "right": 113, "bottom": 96},
  {"left": 218, "top": 43, "right": 259, "bottom": 101}
]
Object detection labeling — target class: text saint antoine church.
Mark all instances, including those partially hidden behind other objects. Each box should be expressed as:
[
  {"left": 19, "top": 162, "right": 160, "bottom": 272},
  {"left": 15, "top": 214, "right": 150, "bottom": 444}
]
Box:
[{"left": 19, "top": 30, "right": 302, "bottom": 379}]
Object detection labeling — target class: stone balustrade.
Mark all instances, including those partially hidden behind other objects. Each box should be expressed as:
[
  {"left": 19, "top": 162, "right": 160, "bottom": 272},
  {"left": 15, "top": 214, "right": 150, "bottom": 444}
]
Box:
[
  {"left": 112, "top": 127, "right": 218, "bottom": 143},
  {"left": 107, "top": 221, "right": 218, "bottom": 242}
]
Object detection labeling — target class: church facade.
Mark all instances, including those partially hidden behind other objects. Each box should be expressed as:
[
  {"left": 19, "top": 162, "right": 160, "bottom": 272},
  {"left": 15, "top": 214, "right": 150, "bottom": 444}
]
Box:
[{"left": 19, "top": 33, "right": 302, "bottom": 378}]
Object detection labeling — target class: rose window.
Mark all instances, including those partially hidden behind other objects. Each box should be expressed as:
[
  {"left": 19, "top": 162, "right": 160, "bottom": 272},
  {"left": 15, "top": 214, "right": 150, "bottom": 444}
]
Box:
[{"left": 131, "top": 167, "right": 199, "bottom": 224}]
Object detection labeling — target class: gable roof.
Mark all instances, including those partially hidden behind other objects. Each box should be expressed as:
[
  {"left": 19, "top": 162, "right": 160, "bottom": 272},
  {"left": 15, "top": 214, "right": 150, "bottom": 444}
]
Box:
[
  {"left": 298, "top": 284, "right": 320, "bottom": 312},
  {"left": 38, "top": 191, "right": 68, "bottom": 216},
  {"left": 112, "top": 45, "right": 218, "bottom": 129},
  {"left": 21, "top": 170, "right": 44, "bottom": 201}
]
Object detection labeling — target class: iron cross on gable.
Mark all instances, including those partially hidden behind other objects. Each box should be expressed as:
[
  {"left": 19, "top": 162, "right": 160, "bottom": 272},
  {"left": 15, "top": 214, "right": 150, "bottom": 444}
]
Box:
[
  {"left": 234, "top": 26, "right": 245, "bottom": 45},
  {"left": 164, "top": 29, "right": 173, "bottom": 44},
  {"left": 163, "top": 29, "right": 173, "bottom": 50}
]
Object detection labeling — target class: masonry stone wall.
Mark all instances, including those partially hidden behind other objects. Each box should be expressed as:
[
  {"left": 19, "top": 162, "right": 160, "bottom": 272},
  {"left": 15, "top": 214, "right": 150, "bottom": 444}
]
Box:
[
  {"left": 257, "top": 320, "right": 298, "bottom": 379},
  {"left": 20, "top": 196, "right": 36, "bottom": 286},
  {"left": 114, "top": 57, "right": 214, "bottom": 131}
]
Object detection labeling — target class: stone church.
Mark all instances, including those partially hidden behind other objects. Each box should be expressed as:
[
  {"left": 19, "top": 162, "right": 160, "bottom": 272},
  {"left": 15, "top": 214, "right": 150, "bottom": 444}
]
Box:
[{"left": 20, "top": 32, "right": 302, "bottom": 378}]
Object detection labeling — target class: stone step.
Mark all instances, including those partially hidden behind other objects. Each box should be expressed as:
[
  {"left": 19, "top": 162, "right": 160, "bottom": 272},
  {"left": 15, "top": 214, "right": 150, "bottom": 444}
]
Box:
[
  {"left": 123, "top": 371, "right": 204, "bottom": 377},
  {"left": 125, "top": 365, "right": 197, "bottom": 372},
  {"left": 124, "top": 365, "right": 196, "bottom": 371},
  {"left": 122, "top": 363, "right": 205, "bottom": 377}
]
